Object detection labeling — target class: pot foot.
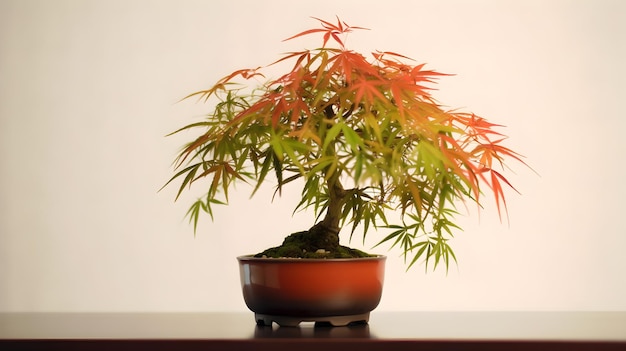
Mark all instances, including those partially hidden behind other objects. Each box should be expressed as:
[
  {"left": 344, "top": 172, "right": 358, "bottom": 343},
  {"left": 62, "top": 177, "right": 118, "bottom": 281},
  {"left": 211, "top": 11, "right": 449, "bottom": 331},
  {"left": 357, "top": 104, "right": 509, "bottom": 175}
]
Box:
[{"left": 254, "top": 312, "right": 370, "bottom": 327}]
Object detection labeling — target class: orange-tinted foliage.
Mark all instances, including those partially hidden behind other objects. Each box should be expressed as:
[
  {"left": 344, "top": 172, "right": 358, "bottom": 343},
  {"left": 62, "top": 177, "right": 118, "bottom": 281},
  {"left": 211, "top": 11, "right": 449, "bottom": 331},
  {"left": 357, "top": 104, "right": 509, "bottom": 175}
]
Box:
[{"left": 168, "top": 17, "right": 529, "bottom": 270}]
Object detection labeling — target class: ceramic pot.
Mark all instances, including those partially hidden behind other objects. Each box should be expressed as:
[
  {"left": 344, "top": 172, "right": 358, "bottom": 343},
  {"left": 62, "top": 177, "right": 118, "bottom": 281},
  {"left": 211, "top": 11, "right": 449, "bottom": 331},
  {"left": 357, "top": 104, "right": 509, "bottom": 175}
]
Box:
[{"left": 237, "top": 255, "right": 386, "bottom": 327}]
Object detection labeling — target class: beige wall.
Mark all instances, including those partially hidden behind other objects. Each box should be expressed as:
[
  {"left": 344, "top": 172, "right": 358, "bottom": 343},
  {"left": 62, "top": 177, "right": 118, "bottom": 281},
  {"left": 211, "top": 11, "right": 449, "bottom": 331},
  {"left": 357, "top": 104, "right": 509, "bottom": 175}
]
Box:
[{"left": 1, "top": 0, "right": 625, "bottom": 312}]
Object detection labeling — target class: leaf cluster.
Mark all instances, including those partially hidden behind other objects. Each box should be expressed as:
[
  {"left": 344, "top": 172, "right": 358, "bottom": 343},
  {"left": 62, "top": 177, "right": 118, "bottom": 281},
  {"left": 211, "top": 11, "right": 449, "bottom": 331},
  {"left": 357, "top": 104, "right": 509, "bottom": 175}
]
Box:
[{"left": 164, "top": 17, "right": 529, "bottom": 271}]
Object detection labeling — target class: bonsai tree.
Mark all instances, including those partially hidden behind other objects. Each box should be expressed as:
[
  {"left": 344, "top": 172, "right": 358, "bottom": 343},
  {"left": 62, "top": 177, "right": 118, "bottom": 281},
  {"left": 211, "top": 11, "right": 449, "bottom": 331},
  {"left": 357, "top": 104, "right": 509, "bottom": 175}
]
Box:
[{"left": 164, "top": 17, "right": 527, "bottom": 271}]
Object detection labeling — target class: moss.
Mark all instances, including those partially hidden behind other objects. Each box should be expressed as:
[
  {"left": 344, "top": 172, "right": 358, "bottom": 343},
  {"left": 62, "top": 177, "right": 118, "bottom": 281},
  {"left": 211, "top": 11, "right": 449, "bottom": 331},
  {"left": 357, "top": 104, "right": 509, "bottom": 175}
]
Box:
[{"left": 254, "top": 231, "right": 375, "bottom": 259}]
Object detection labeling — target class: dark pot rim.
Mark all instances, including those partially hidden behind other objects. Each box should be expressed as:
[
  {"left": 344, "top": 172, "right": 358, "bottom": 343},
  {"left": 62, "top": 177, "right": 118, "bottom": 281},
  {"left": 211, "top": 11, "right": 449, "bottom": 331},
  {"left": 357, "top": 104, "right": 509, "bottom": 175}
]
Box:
[{"left": 237, "top": 255, "right": 386, "bottom": 263}]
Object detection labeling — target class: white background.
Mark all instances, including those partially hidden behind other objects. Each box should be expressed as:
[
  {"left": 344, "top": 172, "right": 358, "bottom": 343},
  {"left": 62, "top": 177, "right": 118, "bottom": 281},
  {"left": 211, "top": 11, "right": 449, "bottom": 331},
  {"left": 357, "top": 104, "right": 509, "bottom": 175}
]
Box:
[{"left": 1, "top": 0, "right": 625, "bottom": 312}]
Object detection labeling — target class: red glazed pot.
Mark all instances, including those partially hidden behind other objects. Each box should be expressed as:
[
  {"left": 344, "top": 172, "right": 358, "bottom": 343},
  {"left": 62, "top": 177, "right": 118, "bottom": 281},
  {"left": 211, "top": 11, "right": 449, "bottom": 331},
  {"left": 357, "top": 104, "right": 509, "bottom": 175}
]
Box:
[{"left": 237, "top": 255, "right": 386, "bottom": 327}]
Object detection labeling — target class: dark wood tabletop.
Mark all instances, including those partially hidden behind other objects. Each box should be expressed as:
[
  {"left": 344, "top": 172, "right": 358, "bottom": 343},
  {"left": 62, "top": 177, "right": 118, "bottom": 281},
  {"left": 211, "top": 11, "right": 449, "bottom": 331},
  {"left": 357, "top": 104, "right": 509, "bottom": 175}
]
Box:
[{"left": 1, "top": 311, "right": 625, "bottom": 350}]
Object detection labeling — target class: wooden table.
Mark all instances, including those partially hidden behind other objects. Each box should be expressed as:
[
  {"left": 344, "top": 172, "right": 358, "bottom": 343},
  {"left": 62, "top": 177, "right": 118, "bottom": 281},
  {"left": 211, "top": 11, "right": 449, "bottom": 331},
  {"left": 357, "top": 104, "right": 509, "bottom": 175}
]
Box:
[{"left": 1, "top": 311, "right": 625, "bottom": 350}]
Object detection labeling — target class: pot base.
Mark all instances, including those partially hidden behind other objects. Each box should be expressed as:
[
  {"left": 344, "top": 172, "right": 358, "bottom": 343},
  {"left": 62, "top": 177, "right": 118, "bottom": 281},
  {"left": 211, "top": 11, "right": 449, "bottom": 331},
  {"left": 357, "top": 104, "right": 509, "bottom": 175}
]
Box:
[{"left": 255, "top": 312, "right": 370, "bottom": 327}]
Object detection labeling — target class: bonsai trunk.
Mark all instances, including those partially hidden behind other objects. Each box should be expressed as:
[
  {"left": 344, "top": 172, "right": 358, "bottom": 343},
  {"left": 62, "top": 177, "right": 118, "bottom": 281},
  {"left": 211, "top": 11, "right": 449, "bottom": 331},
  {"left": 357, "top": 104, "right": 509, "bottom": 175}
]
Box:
[
  {"left": 255, "top": 170, "right": 373, "bottom": 258},
  {"left": 306, "top": 101, "right": 351, "bottom": 251},
  {"left": 307, "top": 175, "right": 347, "bottom": 251}
]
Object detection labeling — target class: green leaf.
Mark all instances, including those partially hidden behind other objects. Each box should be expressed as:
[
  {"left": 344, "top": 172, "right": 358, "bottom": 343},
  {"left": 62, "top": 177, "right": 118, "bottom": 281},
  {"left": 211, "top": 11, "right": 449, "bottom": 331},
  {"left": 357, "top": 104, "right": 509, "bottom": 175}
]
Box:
[
  {"left": 373, "top": 227, "right": 404, "bottom": 249},
  {"left": 186, "top": 199, "right": 203, "bottom": 235},
  {"left": 322, "top": 121, "right": 343, "bottom": 152},
  {"left": 174, "top": 163, "right": 201, "bottom": 200},
  {"left": 165, "top": 121, "right": 214, "bottom": 137},
  {"left": 251, "top": 147, "right": 276, "bottom": 197},
  {"left": 307, "top": 156, "right": 335, "bottom": 178},
  {"left": 341, "top": 123, "right": 365, "bottom": 153},
  {"left": 354, "top": 153, "right": 364, "bottom": 183},
  {"left": 407, "top": 241, "right": 429, "bottom": 271}
]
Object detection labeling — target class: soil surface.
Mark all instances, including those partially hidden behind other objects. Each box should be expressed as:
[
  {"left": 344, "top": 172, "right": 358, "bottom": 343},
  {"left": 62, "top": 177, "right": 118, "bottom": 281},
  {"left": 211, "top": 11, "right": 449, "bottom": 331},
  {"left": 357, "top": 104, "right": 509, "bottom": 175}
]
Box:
[{"left": 255, "top": 231, "right": 375, "bottom": 259}]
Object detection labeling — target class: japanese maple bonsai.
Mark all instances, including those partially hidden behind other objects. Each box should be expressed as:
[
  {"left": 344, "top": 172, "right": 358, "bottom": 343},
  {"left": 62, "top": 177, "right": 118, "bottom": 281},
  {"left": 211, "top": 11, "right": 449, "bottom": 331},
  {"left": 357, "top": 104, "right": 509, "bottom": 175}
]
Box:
[{"left": 165, "top": 17, "right": 526, "bottom": 271}]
